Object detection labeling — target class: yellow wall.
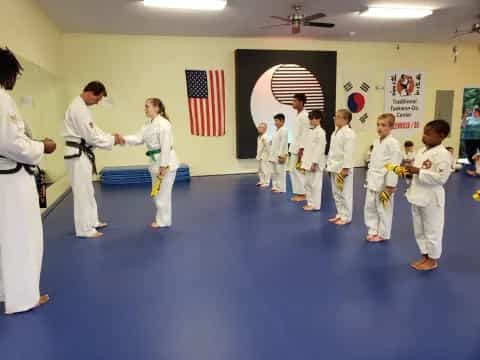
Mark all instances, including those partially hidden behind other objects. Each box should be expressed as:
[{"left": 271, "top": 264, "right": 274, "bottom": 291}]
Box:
[
  {"left": 0, "top": 0, "right": 66, "bottom": 187},
  {"left": 62, "top": 34, "right": 480, "bottom": 175},
  {"left": 0, "top": 0, "right": 61, "bottom": 74}
]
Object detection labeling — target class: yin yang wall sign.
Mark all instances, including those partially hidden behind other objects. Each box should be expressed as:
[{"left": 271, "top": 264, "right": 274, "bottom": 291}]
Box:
[{"left": 235, "top": 50, "right": 337, "bottom": 159}]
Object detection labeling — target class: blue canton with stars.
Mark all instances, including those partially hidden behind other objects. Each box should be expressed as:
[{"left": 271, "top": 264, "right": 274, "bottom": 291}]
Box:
[{"left": 186, "top": 70, "right": 209, "bottom": 99}]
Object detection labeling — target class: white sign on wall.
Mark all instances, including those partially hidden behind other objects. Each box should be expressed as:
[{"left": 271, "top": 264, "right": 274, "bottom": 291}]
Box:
[{"left": 384, "top": 71, "right": 425, "bottom": 136}]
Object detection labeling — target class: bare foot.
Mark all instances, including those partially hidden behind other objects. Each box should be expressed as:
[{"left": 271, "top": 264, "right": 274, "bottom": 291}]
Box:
[
  {"left": 334, "top": 219, "right": 350, "bottom": 226},
  {"left": 82, "top": 231, "right": 103, "bottom": 239},
  {"left": 5, "top": 294, "right": 50, "bottom": 315},
  {"left": 95, "top": 222, "right": 108, "bottom": 229},
  {"left": 366, "top": 234, "right": 377, "bottom": 241},
  {"left": 260, "top": 185, "right": 269, "bottom": 188},
  {"left": 369, "top": 235, "right": 386, "bottom": 243},
  {"left": 466, "top": 169, "right": 477, "bottom": 177},
  {"left": 416, "top": 258, "right": 438, "bottom": 271},
  {"left": 256, "top": 182, "right": 262, "bottom": 187},
  {"left": 272, "top": 189, "right": 281, "bottom": 193},
  {"left": 150, "top": 222, "right": 160, "bottom": 228},
  {"left": 303, "top": 205, "right": 315, "bottom": 211},
  {"left": 409, "top": 255, "right": 428, "bottom": 269},
  {"left": 328, "top": 216, "right": 340, "bottom": 223},
  {"left": 291, "top": 195, "right": 306, "bottom": 202}
]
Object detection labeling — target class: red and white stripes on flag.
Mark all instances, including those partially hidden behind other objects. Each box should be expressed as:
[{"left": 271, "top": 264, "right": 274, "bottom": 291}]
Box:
[{"left": 186, "top": 69, "right": 225, "bottom": 137}]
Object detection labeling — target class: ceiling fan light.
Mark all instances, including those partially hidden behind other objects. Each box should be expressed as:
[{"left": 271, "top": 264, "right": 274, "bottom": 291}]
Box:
[
  {"left": 360, "top": 6, "right": 433, "bottom": 19},
  {"left": 143, "top": 0, "right": 227, "bottom": 11}
]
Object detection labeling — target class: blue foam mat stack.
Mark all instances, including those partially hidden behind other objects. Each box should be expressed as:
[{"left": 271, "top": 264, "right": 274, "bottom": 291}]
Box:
[{"left": 100, "top": 164, "right": 191, "bottom": 185}]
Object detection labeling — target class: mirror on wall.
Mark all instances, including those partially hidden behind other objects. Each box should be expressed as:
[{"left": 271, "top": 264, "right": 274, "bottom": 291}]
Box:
[
  {"left": 459, "top": 88, "right": 480, "bottom": 174},
  {"left": 9, "top": 56, "right": 66, "bottom": 184}
]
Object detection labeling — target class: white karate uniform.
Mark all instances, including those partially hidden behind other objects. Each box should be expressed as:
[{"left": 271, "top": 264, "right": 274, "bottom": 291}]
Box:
[
  {"left": 326, "top": 126, "right": 356, "bottom": 222},
  {"left": 269, "top": 126, "right": 288, "bottom": 193},
  {"left": 62, "top": 96, "right": 115, "bottom": 237},
  {"left": 406, "top": 145, "right": 452, "bottom": 259},
  {"left": 0, "top": 88, "right": 45, "bottom": 314},
  {"left": 403, "top": 150, "right": 415, "bottom": 164},
  {"left": 364, "top": 135, "right": 403, "bottom": 239},
  {"left": 256, "top": 134, "right": 271, "bottom": 186},
  {"left": 289, "top": 109, "right": 309, "bottom": 195},
  {"left": 124, "top": 115, "right": 178, "bottom": 227},
  {"left": 301, "top": 125, "right": 326, "bottom": 210}
]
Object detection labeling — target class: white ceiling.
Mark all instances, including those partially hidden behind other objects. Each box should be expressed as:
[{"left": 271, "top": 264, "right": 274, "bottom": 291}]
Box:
[{"left": 37, "top": 0, "right": 480, "bottom": 42}]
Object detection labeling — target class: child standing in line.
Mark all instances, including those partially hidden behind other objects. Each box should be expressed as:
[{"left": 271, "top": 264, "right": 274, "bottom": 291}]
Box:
[
  {"left": 403, "top": 140, "right": 415, "bottom": 165},
  {"left": 364, "top": 113, "right": 403, "bottom": 242},
  {"left": 326, "top": 109, "right": 357, "bottom": 225},
  {"left": 269, "top": 114, "right": 289, "bottom": 193},
  {"left": 256, "top": 122, "right": 271, "bottom": 188},
  {"left": 404, "top": 120, "right": 452, "bottom": 271},
  {"left": 301, "top": 110, "right": 327, "bottom": 212}
]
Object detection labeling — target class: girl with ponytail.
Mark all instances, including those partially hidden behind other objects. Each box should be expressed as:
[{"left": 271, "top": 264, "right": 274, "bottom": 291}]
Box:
[{"left": 122, "top": 98, "right": 178, "bottom": 228}]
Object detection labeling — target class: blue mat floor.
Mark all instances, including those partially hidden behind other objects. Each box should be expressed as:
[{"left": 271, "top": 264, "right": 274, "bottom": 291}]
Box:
[{"left": 1, "top": 169, "right": 480, "bottom": 360}]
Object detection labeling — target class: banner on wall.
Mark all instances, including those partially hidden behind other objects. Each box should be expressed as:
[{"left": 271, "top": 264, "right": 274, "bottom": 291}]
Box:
[
  {"left": 384, "top": 71, "right": 425, "bottom": 134},
  {"left": 344, "top": 80, "right": 371, "bottom": 132}
]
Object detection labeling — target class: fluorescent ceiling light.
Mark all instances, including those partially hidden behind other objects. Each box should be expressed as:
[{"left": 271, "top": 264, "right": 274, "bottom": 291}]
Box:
[
  {"left": 143, "top": 0, "right": 227, "bottom": 11},
  {"left": 360, "top": 6, "right": 433, "bottom": 19}
]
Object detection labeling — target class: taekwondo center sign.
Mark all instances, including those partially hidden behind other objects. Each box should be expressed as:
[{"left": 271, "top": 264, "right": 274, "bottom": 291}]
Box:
[{"left": 384, "top": 70, "right": 425, "bottom": 135}]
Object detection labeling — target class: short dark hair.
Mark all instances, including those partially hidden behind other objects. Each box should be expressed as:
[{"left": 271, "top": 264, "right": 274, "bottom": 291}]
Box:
[
  {"left": 274, "top": 113, "right": 285, "bottom": 122},
  {"left": 0, "top": 47, "right": 23, "bottom": 90},
  {"left": 83, "top": 81, "right": 107, "bottom": 96},
  {"left": 425, "top": 119, "right": 450, "bottom": 137},
  {"left": 404, "top": 140, "right": 414, "bottom": 147},
  {"left": 308, "top": 109, "right": 324, "bottom": 121},
  {"left": 293, "top": 93, "right": 307, "bottom": 105}
]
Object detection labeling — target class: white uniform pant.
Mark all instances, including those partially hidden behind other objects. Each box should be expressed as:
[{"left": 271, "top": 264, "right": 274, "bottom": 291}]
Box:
[
  {"left": 305, "top": 170, "right": 324, "bottom": 210},
  {"left": 364, "top": 189, "right": 395, "bottom": 239},
  {"left": 0, "top": 169, "right": 43, "bottom": 314},
  {"left": 257, "top": 160, "right": 271, "bottom": 186},
  {"left": 271, "top": 162, "right": 286, "bottom": 193},
  {"left": 66, "top": 154, "right": 101, "bottom": 237},
  {"left": 289, "top": 154, "right": 305, "bottom": 195},
  {"left": 329, "top": 171, "right": 354, "bottom": 222},
  {"left": 149, "top": 167, "right": 176, "bottom": 227},
  {"left": 411, "top": 204, "right": 444, "bottom": 259}
]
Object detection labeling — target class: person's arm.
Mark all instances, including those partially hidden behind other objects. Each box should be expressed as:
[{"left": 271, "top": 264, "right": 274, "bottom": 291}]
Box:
[
  {"left": 0, "top": 101, "right": 45, "bottom": 165},
  {"left": 312, "top": 130, "right": 326, "bottom": 169},
  {"left": 74, "top": 107, "right": 115, "bottom": 149},
  {"left": 123, "top": 127, "right": 145, "bottom": 146},
  {"left": 407, "top": 152, "right": 452, "bottom": 186},
  {"left": 341, "top": 131, "right": 356, "bottom": 176},
  {"left": 158, "top": 123, "right": 172, "bottom": 173},
  {"left": 385, "top": 141, "right": 403, "bottom": 189}
]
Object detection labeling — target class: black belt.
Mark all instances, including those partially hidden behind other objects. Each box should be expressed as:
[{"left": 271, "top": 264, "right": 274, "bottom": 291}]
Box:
[
  {"left": 0, "top": 155, "right": 36, "bottom": 175},
  {"left": 64, "top": 139, "right": 97, "bottom": 174},
  {"left": 0, "top": 155, "right": 47, "bottom": 208}
]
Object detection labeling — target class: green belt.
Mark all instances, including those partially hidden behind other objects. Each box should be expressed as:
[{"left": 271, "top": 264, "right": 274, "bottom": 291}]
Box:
[{"left": 146, "top": 149, "right": 161, "bottom": 161}]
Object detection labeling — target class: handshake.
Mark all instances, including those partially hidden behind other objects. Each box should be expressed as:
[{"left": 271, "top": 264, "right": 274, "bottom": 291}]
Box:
[{"left": 113, "top": 133, "right": 125, "bottom": 146}]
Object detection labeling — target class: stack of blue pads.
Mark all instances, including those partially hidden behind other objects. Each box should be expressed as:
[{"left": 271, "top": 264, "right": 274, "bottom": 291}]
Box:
[{"left": 100, "top": 164, "right": 191, "bottom": 185}]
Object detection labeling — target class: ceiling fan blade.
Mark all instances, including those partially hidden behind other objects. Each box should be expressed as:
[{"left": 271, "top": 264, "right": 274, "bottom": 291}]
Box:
[
  {"left": 261, "top": 24, "right": 291, "bottom": 29},
  {"left": 303, "top": 12, "right": 326, "bottom": 22},
  {"left": 304, "top": 21, "right": 335, "bottom": 28},
  {"left": 270, "top": 15, "right": 291, "bottom": 22}
]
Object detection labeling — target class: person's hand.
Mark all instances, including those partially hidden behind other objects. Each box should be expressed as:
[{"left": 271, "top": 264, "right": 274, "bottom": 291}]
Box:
[
  {"left": 42, "top": 138, "right": 56, "bottom": 154},
  {"left": 404, "top": 165, "right": 419, "bottom": 175},
  {"left": 114, "top": 133, "right": 125, "bottom": 145},
  {"left": 310, "top": 163, "right": 319, "bottom": 172},
  {"left": 278, "top": 155, "right": 286, "bottom": 164},
  {"left": 159, "top": 167, "right": 168, "bottom": 177},
  {"left": 297, "top": 148, "right": 304, "bottom": 161},
  {"left": 385, "top": 186, "right": 396, "bottom": 194},
  {"left": 340, "top": 168, "right": 350, "bottom": 177}
]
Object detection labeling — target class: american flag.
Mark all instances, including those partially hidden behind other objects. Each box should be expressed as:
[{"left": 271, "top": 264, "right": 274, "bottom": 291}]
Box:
[
  {"left": 186, "top": 69, "right": 225, "bottom": 137},
  {"left": 271, "top": 64, "right": 325, "bottom": 111}
]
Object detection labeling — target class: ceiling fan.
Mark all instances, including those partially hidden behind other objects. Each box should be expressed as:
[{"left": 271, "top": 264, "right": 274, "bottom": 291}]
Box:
[
  {"left": 263, "top": 4, "right": 335, "bottom": 34},
  {"left": 452, "top": 15, "right": 480, "bottom": 38}
]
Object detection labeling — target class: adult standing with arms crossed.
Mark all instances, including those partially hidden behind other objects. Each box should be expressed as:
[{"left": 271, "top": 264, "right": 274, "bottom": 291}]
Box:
[
  {"left": 62, "top": 81, "right": 123, "bottom": 238},
  {"left": 0, "top": 48, "right": 56, "bottom": 314}
]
